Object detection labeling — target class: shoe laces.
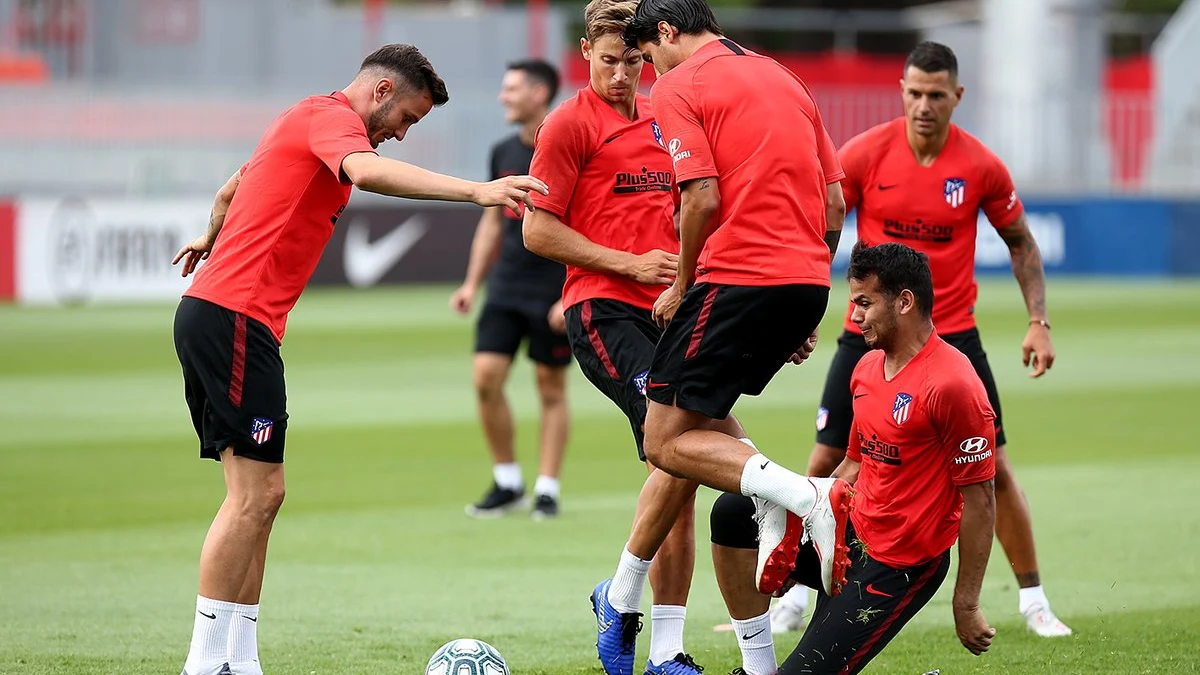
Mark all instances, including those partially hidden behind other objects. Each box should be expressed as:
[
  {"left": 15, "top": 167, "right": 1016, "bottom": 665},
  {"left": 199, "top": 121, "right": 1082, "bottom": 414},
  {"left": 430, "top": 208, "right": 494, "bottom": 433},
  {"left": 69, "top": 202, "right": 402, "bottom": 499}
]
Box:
[
  {"left": 669, "top": 653, "right": 703, "bottom": 674},
  {"left": 619, "top": 612, "right": 644, "bottom": 654}
]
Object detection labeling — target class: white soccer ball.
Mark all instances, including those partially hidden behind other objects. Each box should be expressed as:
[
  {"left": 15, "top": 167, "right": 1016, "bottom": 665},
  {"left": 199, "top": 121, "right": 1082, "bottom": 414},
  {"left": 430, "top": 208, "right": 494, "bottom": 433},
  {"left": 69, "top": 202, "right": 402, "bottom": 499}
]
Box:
[{"left": 425, "top": 638, "right": 510, "bottom": 675}]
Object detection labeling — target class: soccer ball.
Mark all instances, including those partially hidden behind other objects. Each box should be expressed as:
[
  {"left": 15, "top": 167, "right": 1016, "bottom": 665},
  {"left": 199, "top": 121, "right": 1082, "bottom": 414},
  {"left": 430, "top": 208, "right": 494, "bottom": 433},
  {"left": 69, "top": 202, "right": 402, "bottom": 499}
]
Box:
[{"left": 425, "top": 638, "right": 510, "bottom": 675}]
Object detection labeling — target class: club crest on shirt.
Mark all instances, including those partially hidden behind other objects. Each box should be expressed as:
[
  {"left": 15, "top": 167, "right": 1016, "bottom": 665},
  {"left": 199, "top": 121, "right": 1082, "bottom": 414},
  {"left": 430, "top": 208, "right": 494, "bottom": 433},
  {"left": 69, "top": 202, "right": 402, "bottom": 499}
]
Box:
[
  {"left": 251, "top": 417, "right": 274, "bottom": 445},
  {"left": 944, "top": 178, "right": 966, "bottom": 208},
  {"left": 634, "top": 370, "right": 650, "bottom": 396},
  {"left": 816, "top": 406, "right": 829, "bottom": 431},
  {"left": 892, "top": 393, "right": 913, "bottom": 425},
  {"left": 651, "top": 121, "right": 665, "bottom": 148}
]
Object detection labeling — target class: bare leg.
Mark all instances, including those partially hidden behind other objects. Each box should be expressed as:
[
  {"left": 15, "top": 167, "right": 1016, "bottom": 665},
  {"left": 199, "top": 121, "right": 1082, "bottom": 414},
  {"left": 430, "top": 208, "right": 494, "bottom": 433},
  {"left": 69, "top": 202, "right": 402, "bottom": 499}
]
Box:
[
  {"left": 992, "top": 445, "right": 1040, "bottom": 587},
  {"left": 473, "top": 353, "right": 516, "bottom": 466},
  {"left": 534, "top": 363, "right": 569, "bottom": 481}
]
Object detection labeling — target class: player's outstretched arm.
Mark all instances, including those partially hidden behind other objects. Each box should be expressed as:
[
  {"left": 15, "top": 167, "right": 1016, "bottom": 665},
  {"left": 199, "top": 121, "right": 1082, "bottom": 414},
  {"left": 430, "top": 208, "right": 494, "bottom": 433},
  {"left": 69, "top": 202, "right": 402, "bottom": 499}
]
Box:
[
  {"left": 953, "top": 479, "right": 997, "bottom": 656},
  {"left": 172, "top": 168, "right": 241, "bottom": 277},
  {"left": 997, "top": 214, "right": 1055, "bottom": 377},
  {"left": 523, "top": 208, "right": 677, "bottom": 284},
  {"left": 450, "top": 206, "right": 503, "bottom": 314},
  {"left": 341, "top": 152, "right": 548, "bottom": 213}
]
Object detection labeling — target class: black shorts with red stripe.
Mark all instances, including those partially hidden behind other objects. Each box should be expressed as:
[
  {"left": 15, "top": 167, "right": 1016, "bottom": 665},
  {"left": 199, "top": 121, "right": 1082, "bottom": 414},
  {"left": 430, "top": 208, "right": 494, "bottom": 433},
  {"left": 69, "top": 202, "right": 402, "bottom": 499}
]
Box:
[
  {"left": 646, "top": 283, "right": 829, "bottom": 420},
  {"left": 173, "top": 297, "right": 288, "bottom": 463},
  {"left": 564, "top": 298, "right": 660, "bottom": 461},
  {"left": 710, "top": 493, "right": 950, "bottom": 675}
]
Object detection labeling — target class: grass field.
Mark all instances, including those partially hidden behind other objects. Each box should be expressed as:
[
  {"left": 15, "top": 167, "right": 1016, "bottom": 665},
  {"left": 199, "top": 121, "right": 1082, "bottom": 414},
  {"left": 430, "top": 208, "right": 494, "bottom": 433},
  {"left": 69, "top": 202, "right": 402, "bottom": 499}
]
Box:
[{"left": 1, "top": 278, "right": 1198, "bottom": 675}]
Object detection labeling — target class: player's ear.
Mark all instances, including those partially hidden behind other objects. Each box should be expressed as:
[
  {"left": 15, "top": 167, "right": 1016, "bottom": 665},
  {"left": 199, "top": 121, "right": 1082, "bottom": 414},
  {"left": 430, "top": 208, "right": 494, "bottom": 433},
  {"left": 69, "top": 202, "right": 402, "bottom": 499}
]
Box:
[
  {"left": 898, "top": 289, "right": 916, "bottom": 316},
  {"left": 374, "top": 78, "right": 392, "bottom": 104},
  {"left": 581, "top": 37, "right": 592, "bottom": 60},
  {"left": 955, "top": 84, "right": 965, "bottom": 103}
]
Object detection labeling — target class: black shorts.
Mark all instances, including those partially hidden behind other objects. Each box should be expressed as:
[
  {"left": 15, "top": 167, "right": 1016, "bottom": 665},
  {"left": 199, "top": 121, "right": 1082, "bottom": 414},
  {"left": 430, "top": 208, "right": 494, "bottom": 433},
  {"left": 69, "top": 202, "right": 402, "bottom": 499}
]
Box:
[
  {"left": 173, "top": 297, "right": 288, "bottom": 463},
  {"left": 565, "top": 299, "right": 660, "bottom": 461},
  {"left": 475, "top": 301, "right": 572, "bottom": 367},
  {"left": 710, "top": 493, "right": 950, "bottom": 675},
  {"left": 816, "top": 328, "right": 1005, "bottom": 449},
  {"left": 647, "top": 283, "right": 829, "bottom": 420}
]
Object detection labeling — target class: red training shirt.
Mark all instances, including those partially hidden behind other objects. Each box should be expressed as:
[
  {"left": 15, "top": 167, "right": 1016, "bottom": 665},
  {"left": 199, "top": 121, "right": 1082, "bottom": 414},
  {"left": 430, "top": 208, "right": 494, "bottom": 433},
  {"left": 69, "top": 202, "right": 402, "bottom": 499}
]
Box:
[
  {"left": 846, "top": 334, "right": 997, "bottom": 568},
  {"left": 649, "top": 39, "right": 844, "bottom": 287},
  {"left": 841, "top": 118, "right": 1024, "bottom": 334},
  {"left": 185, "top": 91, "right": 375, "bottom": 342},
  {"left": 529, "top": 87, "right": 679, "bottom": 311}
]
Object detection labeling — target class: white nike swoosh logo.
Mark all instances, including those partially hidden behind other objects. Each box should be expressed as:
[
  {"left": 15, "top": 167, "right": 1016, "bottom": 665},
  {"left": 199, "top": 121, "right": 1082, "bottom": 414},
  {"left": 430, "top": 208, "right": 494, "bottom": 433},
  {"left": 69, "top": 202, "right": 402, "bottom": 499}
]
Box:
[{"left": 343, "top": 216, "right": 430, "bottom": 288}]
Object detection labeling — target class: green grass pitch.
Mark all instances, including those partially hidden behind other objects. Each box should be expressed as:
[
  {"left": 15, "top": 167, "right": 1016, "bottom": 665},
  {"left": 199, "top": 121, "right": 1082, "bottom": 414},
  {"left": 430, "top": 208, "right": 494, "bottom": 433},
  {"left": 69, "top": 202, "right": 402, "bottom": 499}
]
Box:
[{"left": 1, "top": 278, "right": 1198, "bottom": 675}]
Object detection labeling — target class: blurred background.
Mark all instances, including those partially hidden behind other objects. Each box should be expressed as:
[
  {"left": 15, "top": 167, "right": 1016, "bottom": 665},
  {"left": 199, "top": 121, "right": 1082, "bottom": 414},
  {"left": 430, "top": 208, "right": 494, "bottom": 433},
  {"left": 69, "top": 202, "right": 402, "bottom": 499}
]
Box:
[{"left": 0, "top": 0, "right": 1196, "bottom": 301}]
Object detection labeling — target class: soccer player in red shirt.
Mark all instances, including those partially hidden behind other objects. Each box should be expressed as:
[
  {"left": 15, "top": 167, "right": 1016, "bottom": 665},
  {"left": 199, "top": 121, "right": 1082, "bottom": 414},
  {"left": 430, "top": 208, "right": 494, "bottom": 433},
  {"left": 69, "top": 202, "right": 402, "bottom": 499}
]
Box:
[
  {"left": 777, "top": 41, "right": 1070, "bottom": 638},
  {"left": 524, "top": 3, "right": 747, "bottom": 673},
  {"left": 587, "top": 3, "right": 854, "bottom": 673},
  {"left": 169, "top": 45, "right": 547, "bottom": 675},
  {"left": 709, "top": 241, "right": 997, "bottom": 675}
]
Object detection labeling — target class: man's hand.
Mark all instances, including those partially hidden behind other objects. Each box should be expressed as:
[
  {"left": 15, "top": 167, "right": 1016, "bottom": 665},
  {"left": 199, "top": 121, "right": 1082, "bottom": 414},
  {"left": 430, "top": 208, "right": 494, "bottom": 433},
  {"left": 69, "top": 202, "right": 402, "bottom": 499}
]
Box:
[
  {"left": 172, "top": 235, "right": 214, "bottom": 277},
  {"left": 953, "top": 604, "right": 996, "bottom": 655},
  {"left": 653, "top": 283, "right": 686, "bottom": 328},
  {"left": 789, "top": 328, "right": 820, "bottom": 365},
  {"left": 473, "top": 175, "right": 549, "bottom": 213},
  {"left": 547, "top": 300, "right": 566, "bottom": 334},
  {"left": 449, "top": 284, "right": 476, "bottom": 315},
  {"left": 626, "top": 249, "right": 679, "bottom": 285},
  {"left": 1022, "top": 323, "right": 1054, "bottom": 377}
]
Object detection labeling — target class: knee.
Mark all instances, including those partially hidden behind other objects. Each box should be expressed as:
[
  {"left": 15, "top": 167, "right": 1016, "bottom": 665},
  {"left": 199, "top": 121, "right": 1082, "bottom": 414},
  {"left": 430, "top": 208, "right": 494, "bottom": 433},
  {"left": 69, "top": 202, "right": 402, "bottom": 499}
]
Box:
[
  {"left": 234, "top": 481, "right": 285, "bottom": 525},
  {"left": 710, "top": 493, "right": 758, "bottom": 549},
  {"left": 535, "top": 369, "right": 567, "bottom": 407},
  {"left": 992, "top": 447, "right": 1019, "bottom": 493},
  {"left": 643, "top": 440, "right": 670, "bottom": 471},
  {"left": 473, "top": 369, "right": 506, "bottom": 403}
]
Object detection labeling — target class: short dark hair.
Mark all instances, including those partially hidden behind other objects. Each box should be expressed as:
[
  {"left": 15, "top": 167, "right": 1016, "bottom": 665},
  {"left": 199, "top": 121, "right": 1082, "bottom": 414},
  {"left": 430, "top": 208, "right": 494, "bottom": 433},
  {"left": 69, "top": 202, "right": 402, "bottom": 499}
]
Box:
[
  {"left": 622, "top": 0, "right": 722, "bottom": 49},
  {"left": 507, "top": 59, "right": 560, "bottom": 105},
  {"left": 359, "top": 44, "right": 450, "bottom": 106},
  {"left": 904, "top": 41, "right": 958, "bottom": 79},
  {"left": 847, "top": 241, "right": 934, "bottom": 320}
]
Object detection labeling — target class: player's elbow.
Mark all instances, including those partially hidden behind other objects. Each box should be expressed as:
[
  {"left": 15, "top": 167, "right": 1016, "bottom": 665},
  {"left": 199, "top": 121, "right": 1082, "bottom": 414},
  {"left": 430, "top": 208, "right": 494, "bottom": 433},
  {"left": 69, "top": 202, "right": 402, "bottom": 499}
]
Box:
[
  {"left": 341, "top": 152, "right": 383, "bottom": 193},
  {"left": 522, "top": 211, "right": 548, "bottom": 256},
  {"left": 683, "top": 183, "right": 721, "bottom": 220}
]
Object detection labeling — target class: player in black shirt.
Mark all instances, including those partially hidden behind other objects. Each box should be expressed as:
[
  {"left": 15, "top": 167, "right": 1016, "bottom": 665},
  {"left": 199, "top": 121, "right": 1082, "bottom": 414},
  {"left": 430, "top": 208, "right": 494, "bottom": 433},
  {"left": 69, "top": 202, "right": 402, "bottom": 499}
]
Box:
[{"left": 451, "top": 59, "right": 570, "bottom": 520}]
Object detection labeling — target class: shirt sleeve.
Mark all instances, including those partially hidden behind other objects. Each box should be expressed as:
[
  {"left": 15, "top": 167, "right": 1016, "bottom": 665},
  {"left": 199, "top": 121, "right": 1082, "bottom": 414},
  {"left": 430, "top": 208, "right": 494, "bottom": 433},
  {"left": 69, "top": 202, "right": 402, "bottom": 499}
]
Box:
[
  {"left": 979, "top": 149, "right": 1024, "bottom": 229},
  {"left": 308, "top": 104, "right": 375, "bottom": 184},
  {"left": 651, "top": 78, "right": 717, "bottom": 184},
  {"left": 488, "top": 143, "right": 501, "bottom": 182},
  {"left": 929, "top": 369, "right": 997, "bottom": 486},
  {"left": 818, "top": 125, "right": 845, "bottom": 184},
  {"left": 837, "top": 133, "right": 871, "bottom": 213},
  {"left": 529, "top": 110, "right": 589, "bottom": 219},
  {"left": 846, "top": 418, "right": 863, "bottom": 463}
]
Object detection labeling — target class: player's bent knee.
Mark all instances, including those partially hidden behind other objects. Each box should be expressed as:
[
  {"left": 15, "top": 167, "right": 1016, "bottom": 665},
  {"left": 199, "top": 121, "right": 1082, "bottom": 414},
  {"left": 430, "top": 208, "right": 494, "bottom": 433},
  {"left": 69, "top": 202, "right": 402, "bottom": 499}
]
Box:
[{"left": 710, "top": 492, "right": 758, "bottom": 550}]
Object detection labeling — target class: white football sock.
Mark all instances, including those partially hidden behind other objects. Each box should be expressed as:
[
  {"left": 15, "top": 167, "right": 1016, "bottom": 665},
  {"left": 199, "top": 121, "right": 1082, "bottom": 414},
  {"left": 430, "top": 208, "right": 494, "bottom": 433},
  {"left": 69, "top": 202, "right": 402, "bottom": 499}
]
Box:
[
  {"left": 534, "top": 475, "right": 560, "bottom": 498},
  {"left": 738, "top": 437, "right": 758, "bottom": 450},
  {"left": 648, "top": 605, "right": 687, "bottom": 665},
  {"left": 227, "top": 602, "right": 261, "bottom": 675},
  {"left": 183, "top": 595, "right": 237, "bottom": 675},
  {"left": 493, "top": 463, "right": 523, "bottom": 491},
  {"left": 739, "top": 453, "right": 817, "bottom": 517},
  {"left": 778, "top": 585, "right": 809, "bottom": 613},
  {"left": 732, "top": 612, "right": 776, "bottom": 675},
  {"left": 1019, "top": 585, "right": 1050, "bottom": 614},
  {"left": 608, "top": 547, "right": 651, "bottom": 613}
]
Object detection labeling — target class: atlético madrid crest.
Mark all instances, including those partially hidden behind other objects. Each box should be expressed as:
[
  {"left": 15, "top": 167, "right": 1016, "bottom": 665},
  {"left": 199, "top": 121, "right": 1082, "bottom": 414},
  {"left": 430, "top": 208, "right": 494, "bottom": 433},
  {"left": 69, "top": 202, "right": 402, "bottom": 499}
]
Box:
[
  {"left": 893, "top": 393, "right": 913, "bottom": 425},
  {"left": 251, "top": 417, "right": 274, "bottom": 445},
  {"left": 944, "top": 178, "right": 966, "bottom": 208},
  {"left": 651, "top": 121, "right": 665, "bottom": 148}
]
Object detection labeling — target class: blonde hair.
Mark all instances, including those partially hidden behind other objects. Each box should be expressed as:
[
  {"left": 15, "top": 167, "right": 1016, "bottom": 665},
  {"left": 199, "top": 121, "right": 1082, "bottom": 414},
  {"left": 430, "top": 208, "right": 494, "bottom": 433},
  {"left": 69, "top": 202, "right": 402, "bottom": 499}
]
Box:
[{"left": 584, "top": 0, "right": 639, "bottom": 43}]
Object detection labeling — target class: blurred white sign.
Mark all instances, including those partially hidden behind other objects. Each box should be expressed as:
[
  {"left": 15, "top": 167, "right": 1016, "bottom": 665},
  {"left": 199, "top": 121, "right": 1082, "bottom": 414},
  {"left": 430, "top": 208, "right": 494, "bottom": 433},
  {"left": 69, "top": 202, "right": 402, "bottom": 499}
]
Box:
[{"left": 17, "top": 197, "right": 209, "bottom": 306}]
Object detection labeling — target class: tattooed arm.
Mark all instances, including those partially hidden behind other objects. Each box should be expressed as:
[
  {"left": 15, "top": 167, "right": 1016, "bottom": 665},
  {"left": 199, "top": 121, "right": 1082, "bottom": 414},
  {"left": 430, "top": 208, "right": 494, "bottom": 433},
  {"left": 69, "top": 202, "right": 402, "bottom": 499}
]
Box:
[
  {"left": 997, "top": 214, "right": 1055, "bottom": 377},
  {"left": 172, "top": 169, "right": 241, "bottom": 277}
]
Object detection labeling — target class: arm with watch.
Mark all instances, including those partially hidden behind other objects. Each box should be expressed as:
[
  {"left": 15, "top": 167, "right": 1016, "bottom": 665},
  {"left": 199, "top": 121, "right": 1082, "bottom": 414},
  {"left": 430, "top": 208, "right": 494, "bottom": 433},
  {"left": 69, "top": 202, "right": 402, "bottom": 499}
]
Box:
[{"left": 996, "top": 214, "right": 1055, "bottom": 378}]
